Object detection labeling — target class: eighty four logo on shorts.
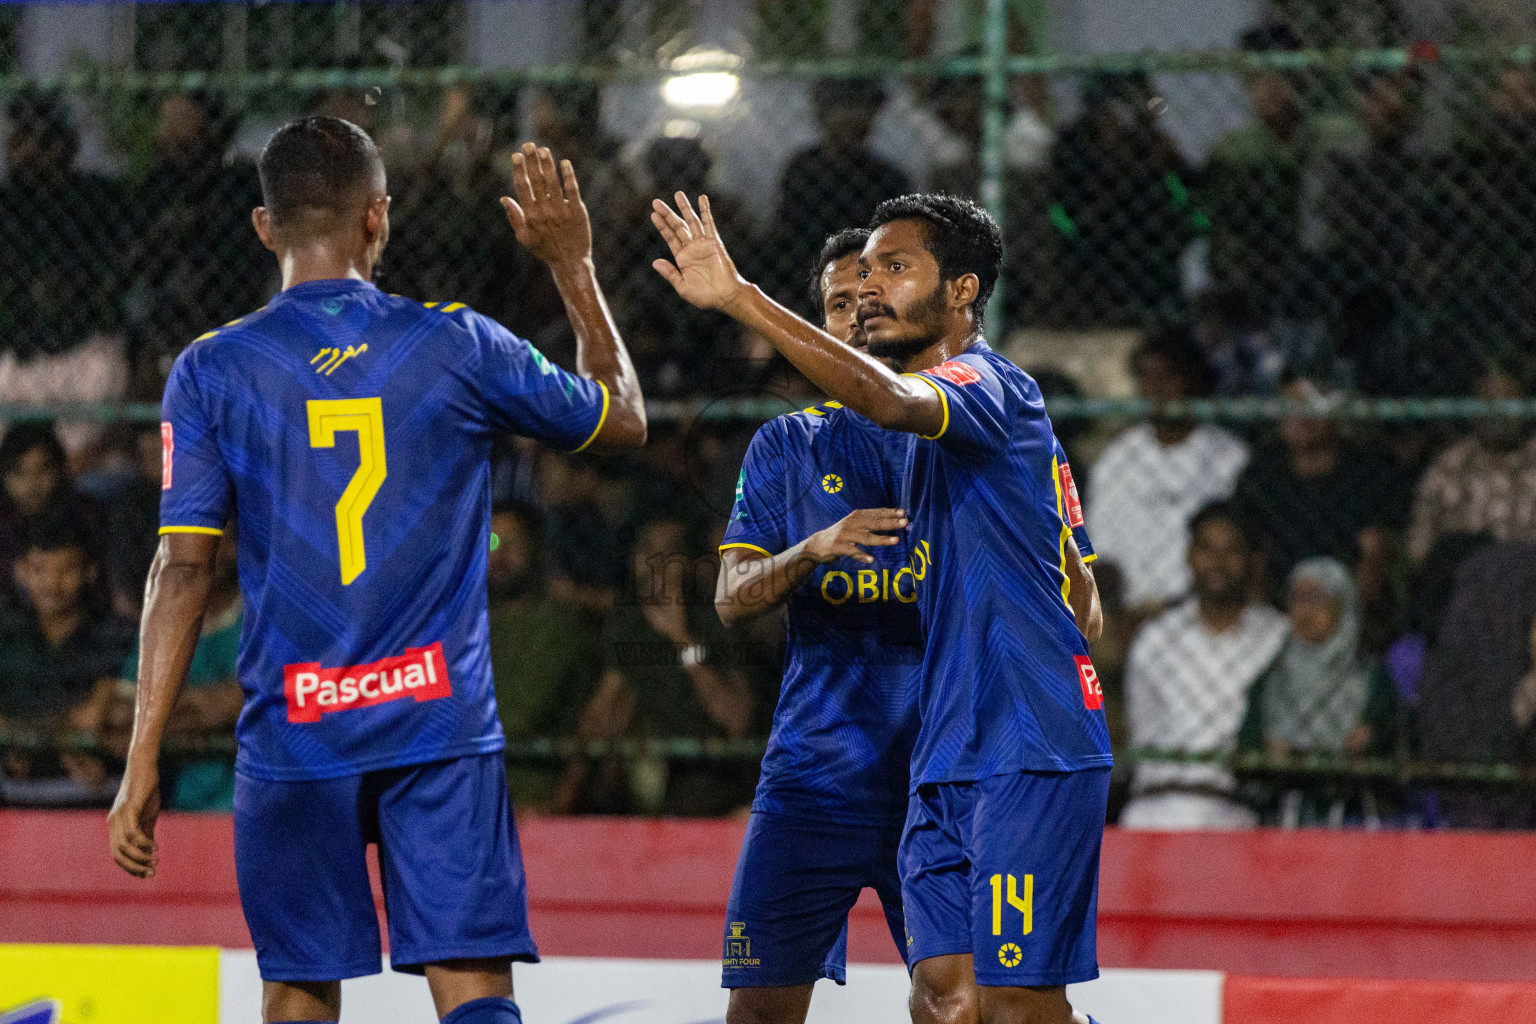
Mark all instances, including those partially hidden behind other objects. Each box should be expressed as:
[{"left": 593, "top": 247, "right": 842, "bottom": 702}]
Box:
[{"left": 284, "top": 642, "right": 452, "bottom": 723}]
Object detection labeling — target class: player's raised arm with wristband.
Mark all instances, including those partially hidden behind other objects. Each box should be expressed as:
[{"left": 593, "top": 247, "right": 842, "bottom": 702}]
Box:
[{"left": 503, "top": 143, "right": 646, "bottom": 451}]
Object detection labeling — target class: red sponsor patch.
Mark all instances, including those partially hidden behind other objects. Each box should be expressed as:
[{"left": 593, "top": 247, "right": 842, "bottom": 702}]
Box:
[
  {"left": 925, "top": 361, "right": 982, "bottom": 387},
  {"left": 1058, "top": 462, "right": 1084, "bottom": 528},
  {"left": 160, "top": 422, "right": 174, "bottom": 491},
  {"left": 284, "top": 642, "right": 451, "bottom": 724},
  {"left": 1075, "top": 655, "right": 1103, "bottom": 711}
]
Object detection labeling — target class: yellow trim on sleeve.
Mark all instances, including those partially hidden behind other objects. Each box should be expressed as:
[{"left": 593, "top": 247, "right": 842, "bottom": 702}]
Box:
[
  {"left": 441, "top": 302, "right": 467, "bottom": 313},
  {"left": 159, "top": 525, "right": 224, "bottom": 536},
  {"left": 569, "top": 380, "right": 611, "bottom": 453},
  {"left": 719, "top": 542, "right": 774, "bottom": 558},
  {"left": 1082, "top": 552, "right": 1098, "bottom": 564},
  {"left": 903, "top": 372, "right": 950, "bottom": 440}
]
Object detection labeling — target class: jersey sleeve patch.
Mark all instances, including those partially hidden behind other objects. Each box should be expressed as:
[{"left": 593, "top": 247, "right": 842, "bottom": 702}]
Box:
[
  {"left": 1058, "top": 461, "right": 1084, "bottom": 528},
  {"left": 925, "top": 360, "right": 983, "bottom": 387},
  {"left": 161, "top": 422, "right": 174, "bottom": 490}
]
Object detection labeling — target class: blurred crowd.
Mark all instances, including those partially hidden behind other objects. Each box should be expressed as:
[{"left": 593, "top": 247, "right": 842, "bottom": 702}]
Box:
[{"left": 4, "top": 9, "right": 1536, "bottom": 824}]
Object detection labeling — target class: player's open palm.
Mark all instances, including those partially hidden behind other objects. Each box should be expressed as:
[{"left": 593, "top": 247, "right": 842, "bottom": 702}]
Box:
[
  {"left": 500, "top": 142, "right": 592, "bottom": 268},
  {"left": 805, "top": 508, "right": 907, "bottom": 566},
  {"left": 108, "top": 768, "right": 161, "bottom": 879},
  {"left": 651, "top": 192, "right": 747, "bottom": 312}
]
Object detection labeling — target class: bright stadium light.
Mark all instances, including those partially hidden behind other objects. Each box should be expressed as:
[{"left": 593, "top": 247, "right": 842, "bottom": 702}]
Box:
[
  {"left": 662, "top": 48, "right": 741, "bottom": 109},
  {"left": 663, "top": 71, "right": 739, "bottom": 108}
]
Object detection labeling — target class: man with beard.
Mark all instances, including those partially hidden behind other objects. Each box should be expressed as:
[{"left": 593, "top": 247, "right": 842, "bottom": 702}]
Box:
[
  {"left": 654, "top": 192, "right": 1106, "bottom": 1024},
  {"left": 1120, "top": 501, "right": 1287, "bottom": 829},
  {"left": 715, "top": 228, "right": 918, "bottom": 1023}
]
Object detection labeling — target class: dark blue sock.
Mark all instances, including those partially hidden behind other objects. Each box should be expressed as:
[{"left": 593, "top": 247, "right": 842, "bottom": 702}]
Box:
[{"left": 441, "top": 996, "right": 522, "bottom": 1024}]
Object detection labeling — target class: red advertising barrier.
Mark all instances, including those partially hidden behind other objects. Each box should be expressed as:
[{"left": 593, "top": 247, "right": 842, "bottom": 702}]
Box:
[
  {"left": 3, "top": 811, "right": 1535, "bottom": 982},
  {"left": 1222, "top": 975, "right": 1536, "bottom": 1023}
]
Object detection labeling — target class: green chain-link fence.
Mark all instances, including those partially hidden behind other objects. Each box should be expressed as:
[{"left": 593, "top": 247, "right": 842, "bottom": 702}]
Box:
[{"left": 2, "top": 0, "right": 1536, "bottom": 824}]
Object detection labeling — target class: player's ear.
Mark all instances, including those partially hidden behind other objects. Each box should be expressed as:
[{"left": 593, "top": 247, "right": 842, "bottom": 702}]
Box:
[
  {"left": 365, "top": 196, "right": 390, "bottom": 245},
  {"left": 251, "top": 207, "right": 278, "bottom": 252},
  {"left": 950, "top": 273, "right": 980, "bottom": 310}
]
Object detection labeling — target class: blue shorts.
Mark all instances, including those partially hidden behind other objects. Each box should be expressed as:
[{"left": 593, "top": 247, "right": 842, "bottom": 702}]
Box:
[
  {"left": 722, "top": 811, "right": 907, "bottom": 988},
  {"left": 900, "top": 768, "right": 1109, "bottom": 987},
  {"left": 233, "top": 752, "right": 538, "bottom": 982}
]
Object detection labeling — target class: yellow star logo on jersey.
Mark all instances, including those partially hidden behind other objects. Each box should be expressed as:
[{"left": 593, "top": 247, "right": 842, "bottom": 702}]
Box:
[{"left": 821, "top": 473, "right": 844, "bottom": 494}]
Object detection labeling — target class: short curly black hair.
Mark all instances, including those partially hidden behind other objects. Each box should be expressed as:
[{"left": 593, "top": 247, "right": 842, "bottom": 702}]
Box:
[
  {"left": 869, "top": 193, "right": 1003, "bottom": 311},
  {"left": 805, "top": 228, "right": 871, "bottom": 312}
]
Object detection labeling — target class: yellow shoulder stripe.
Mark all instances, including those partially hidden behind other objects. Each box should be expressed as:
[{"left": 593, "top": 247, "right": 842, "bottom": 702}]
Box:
[
  {"left": 569, "top": 380, "right": 611, "bottom": 453},
  {"left": 719, "top": 542, "right": 774, "bottom": 558},
  {"left": 441, "top": 302, "right": 467, "bottom": 313},
  {"left": 424, "top": 301, "right": 440, "bottom": 309},
  {"left": 804, "top": 406, "right": 826, "bottom": 416},
  {"left": 193, "top": 330, "right": 218, "bottom": 342},
  {"left": 160, "top": 525, "right": 224, "bottom": 536},
  {"left": 902, "top": 373, "right": 950, "bottom": 440}
]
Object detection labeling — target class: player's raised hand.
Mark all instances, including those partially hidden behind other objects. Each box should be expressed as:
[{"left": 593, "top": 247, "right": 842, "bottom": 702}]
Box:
[
  {"left": 651, "top": 192, "right": 749, "bottom": 313},
  {"left": 500, "top": 142, "right": 592, "bottom": 269},
  {"left": 804, "top": 508, "right": 908, "bottom": 566},
  {"left": 108, "top": 766, "right": 161, "bottom": 879}
]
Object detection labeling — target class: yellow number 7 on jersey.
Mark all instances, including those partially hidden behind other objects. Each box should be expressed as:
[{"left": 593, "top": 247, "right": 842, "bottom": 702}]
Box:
[{"left": 307, "top": 398, "right": 387, "bottom": 585}]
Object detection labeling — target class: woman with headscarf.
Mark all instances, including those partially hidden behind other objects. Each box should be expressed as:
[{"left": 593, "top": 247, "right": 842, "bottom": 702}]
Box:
[{"left": 1248, "top": 557, "right": 1396, "bottom": 826}]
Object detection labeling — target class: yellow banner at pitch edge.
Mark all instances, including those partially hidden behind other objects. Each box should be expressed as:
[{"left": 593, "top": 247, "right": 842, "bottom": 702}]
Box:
[{"left": 0, "top": 944, "right": 219, "bottom": 1024}]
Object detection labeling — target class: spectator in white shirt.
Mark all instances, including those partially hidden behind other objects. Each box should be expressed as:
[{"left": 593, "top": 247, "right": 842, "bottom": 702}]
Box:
[
  {"left": 1088, "top": 328, "right": 1249, "bottom": 614},
  {"left": 1121, "top": 501, "right": 1288, "bottom": 829}
]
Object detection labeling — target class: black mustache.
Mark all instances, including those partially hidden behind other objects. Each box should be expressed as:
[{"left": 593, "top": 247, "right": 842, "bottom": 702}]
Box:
[{"left": 857, "top": 303, "right": 896, "bottom": 325}]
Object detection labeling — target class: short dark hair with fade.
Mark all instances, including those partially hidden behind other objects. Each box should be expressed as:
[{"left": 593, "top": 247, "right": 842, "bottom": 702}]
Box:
[
  {"left": 869, "top": 193, "right": 1003, "bottom": 311},
  {"left": 806, "top": 228, "right": 871, "bottom": 311},
  {"left": 258, "top": 115, "right": 384, "bottom": 230}
]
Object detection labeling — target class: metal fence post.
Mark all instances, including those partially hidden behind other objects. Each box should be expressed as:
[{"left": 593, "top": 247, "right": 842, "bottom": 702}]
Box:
[{"left": 980, "top": 0, "right": 1009, "bottom": 343}]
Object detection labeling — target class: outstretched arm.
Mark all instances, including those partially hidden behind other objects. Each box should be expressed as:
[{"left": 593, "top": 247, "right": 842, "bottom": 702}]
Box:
[
  {"left": 504, "top": 143, "right": 646, "bottom": 450},
  {"left": 108, "top": 533, "right": 219, "bottom": 878},
  {"left": 651, "top": 193, "right": 943, "bottom": 437},
  {"left": 716, "top": 507, "right": 908, "bottom": 627}
]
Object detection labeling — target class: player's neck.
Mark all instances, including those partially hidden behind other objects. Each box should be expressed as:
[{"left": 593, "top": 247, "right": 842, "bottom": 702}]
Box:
[
  {"left": 277, "top": 243, "right": 375, "bottom": 290},
  {"left": 900, "top": 324, "right": 981, "bottom": 373}
]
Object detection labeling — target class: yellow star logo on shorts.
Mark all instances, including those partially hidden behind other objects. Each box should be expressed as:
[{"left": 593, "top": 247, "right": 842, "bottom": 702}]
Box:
[
  {"left": 998, "top": 943, "right": 1023, "bottom": 968},
  {"left": 822, "top": 473, "right": 844, "bottom": 494}
]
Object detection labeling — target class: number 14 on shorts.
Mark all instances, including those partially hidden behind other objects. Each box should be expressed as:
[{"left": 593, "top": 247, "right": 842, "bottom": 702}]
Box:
[{"left": 990, "top": 872, "right": 1033, "bottom": 935}]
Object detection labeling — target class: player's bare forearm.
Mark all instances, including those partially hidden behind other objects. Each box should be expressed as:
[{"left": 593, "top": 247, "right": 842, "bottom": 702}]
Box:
[
  {"left": 109, "top": 533, "right": 218, "bottom": 878},
  {"left": 1064, "top": 535, "right": 1102, "bottom": 645},
  {"left": 715, "top": 545, "right": 821, "bottom": 627},
  {"left": 128, "top": 535, "right": 219, "bottom": 762},
  {"left": 549, "top": 256, "right": 646, "bottom": 450},
  {"left": 504, "top": 143, "right": 646, "bottom": 450},
  {"left": 726, "top": 284, "right": 944, "bottom": 435},
  {"left": 650, "top": 193, "right": 942, "bottom": 435},
  {"left": 716, "top": 508, "right": 907, "bottom": 628}
]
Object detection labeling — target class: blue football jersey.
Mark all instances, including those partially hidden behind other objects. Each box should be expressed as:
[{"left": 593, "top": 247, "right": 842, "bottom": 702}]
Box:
[
  {"left": 899, "top": 340, "right": 1110, "bottom": 785},
  {"left": 720, "top": 402, "right": 920, "bottom": 827},
  {"left": 159, "top": 278, "right": 609, "bottom": 781}
]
